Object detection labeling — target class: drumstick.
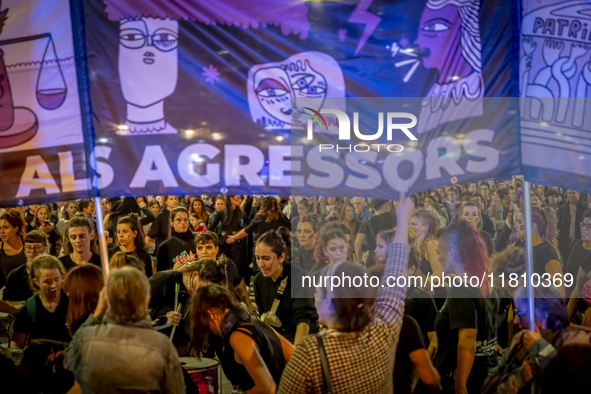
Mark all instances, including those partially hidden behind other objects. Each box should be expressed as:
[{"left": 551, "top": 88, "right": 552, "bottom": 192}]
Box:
[
  {"left": 169, "top": 303, "right": 182, "bottom": 342},
  {"left": 170, "top": 283, "right": 180, "bottom": 342}
]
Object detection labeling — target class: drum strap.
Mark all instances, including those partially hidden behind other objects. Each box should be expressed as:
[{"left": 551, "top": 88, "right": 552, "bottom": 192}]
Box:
[
  {"left": 269, "top": 276, "right": 289, "bottom": 316},
  {"left": 316, "top": 335, "right": 332, "bottom": 394}
]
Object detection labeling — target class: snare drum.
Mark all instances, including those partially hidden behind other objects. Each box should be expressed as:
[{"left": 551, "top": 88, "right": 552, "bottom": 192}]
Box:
[{"left": 180, "top": 357, "right": 219, "bottom": 394}]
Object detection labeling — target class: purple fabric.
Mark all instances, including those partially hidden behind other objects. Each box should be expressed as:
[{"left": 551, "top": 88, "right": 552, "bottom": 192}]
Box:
[{"left": 103, "top": 0, "right": 310, "bottom": 38}]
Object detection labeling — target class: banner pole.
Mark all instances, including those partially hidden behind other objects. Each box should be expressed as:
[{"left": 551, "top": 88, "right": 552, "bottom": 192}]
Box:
[
  {"left": 94, "top": 197, "right": 110, "bottom": 281},
  {"left": 523, "top": 181, "right": 535, "bottom": 330}
]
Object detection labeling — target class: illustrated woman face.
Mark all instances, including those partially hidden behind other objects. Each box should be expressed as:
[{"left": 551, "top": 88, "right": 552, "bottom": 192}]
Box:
[
  {"left": 415, "top": 4, "right": 467, "bottom": 82},
  {"left": 253, "top": 60, "right": 327, "bottom": 126},
  {"left": 118, "top": 17, "right": 179, "bottom": 108}
]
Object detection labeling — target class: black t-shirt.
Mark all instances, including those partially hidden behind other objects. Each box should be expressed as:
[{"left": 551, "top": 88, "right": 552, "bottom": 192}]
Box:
[
  {"left": 393, "top": 316, "right": 426, "bottom": 394},
  {"left": 147, "top": 208, "right": 170, "bottom": 251},
  {"left": 156, "top": 235, "right": 197, "bottom": 272},
  {"left": 13, "top": 292, "right": 70, "bottom": 343},
  {"left": 111, "top": 246, "right": 153, "bottom": 278},
  {"left": 253, "top": 263, "right": 319, "bottom": 343},
  {"left": 359, "top": 211, "right": 397, "bottom": 250},
  {"left": 3, "top": 264, "right": 33, "bottom": 302},
  {"left": 0, "top": 242, "right": 26, "bottom": 288},
  {"left": 532, "top": 241, "right": 560, "bottom": 275},
  {"left": 244, "top": 214, "right": 291, "bottom": 242},
  {"left": 59, "top": 253, "right": 102, "bottom": 272},
  {"left": 580, "top": 251, "right": 591, "bottom": 274},
  {"left": 435, "top": 286, "right": 498, "bottom": 393},
  {"left": 565, "top": 241, "right": 591, "bottom": 297},
  {"left": 405, "top": 286, "right": 438, "bottom": 345}
]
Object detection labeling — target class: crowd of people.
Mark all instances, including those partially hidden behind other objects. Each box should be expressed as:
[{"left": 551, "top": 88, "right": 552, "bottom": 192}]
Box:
[{"left": 0, "top": 181, "right": 590, "bottom": 393}]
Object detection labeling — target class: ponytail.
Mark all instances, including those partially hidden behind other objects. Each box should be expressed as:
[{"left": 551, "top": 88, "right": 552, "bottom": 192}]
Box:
[
  {"left": 531, "top": 207, "right": 560, "bottom": 258},
  {"left": 255, "top": 228, "right": 290, "bottom": 260},
  {"left": 117, "top": 213, "right": 146, "bottom": 250}
]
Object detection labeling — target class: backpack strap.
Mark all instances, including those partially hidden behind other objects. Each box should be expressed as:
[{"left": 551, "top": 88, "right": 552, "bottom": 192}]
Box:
[
  {"left": 316, "top": 335, "right": 332, "bottom": 394},
  {"left": 26, "top": 295, "right": 37, "bottom": 324}
]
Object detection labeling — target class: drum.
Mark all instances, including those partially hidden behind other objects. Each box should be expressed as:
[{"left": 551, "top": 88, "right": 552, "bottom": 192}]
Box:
[{"left": 180, "top": 357, "right": 219, "bottom": 394}]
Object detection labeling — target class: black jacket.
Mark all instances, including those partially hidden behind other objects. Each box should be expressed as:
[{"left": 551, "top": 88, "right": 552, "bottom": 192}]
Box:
[
  {"left": 557, "top": 201, "right": 586, "bottom": 263},
  {"left": 156, "top": 231, "right": 197, "bottom": 272}
]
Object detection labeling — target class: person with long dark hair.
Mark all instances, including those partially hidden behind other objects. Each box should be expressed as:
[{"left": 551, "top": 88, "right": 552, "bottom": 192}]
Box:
[
  {"left": 0, "top": 209, "right": 26, "bottom": 289},
  {"left": 146, "top": 195, "right": 180, "bottom": 253},
  {"left": 190, "top": 284, "right": 294, "bottom": 393},
  {"left": 435, "top": 221, "right": 498, "bottom": 394},
  {"left": 63, "top": 264, "right": 104, "bottom": 336},
  {"left": 277, "top": 193, "right": 413, "bottom": 393},
  {"left": 253, "top": 229, "right": 319, "bottom": 345},
  {"left": 189, "top": 198, "right": 209, "bottom": 226},
  {"left": 156, "top": 207, "right": 196, "bottom": 272},
  {"left": 30, "top": 205, "right": 60, "bottom": 256},
  {"left": 111, "top": 214, "right": 153, "bottom": 277},
  {"left": 227, "top": 196, "right": 290, "bottom": 244}
]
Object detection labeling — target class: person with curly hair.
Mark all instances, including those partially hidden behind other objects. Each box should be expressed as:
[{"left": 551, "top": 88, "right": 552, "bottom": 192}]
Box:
[{"left": 409, "top": 208, "right": 442, "bottom": 280}]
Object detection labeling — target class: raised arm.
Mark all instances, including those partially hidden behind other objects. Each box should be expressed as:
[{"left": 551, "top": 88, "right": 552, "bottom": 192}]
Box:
[{"left": 373, "top": 193, "right": 413, "bottom": 323}]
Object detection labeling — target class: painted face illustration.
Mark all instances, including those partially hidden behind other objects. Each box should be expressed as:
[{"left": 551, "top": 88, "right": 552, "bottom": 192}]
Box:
[
  {"left": 415, "top": 5, "right": 465, "bottom": 79},
  {"left": 118, "top": 18, "right": 179, "bottom": 107},
  {"left": 253, "top": 60, "right": 327, "bottom": 127}
]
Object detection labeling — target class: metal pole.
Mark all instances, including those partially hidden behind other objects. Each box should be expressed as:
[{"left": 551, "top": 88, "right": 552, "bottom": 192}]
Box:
[
  {"left": 94, "top": 197, "right": 110, "bottom": 282},
  {"left": 523, "top": 181, "right": 535, "bottom": 330}
]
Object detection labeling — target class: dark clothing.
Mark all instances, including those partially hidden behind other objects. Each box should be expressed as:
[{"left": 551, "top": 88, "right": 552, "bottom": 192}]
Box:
[
  {"left": 147, "top": 208, "right": 171, "bottom": 252},
  {"left": 358, "top": 211, "right": 397, "bottom": 251},
  {"left": 435, "top": 286, "right": 498, "bottom": 394},
  {"left": 393, "top": 316, "right": 426, "bottom": 394},
  {"left": 107, "top": 197, "right": 155, "bottom": 238},
  {"left": 59, "top": 253, "right": 102, "bottom": 272},
  {"left": 3, "top": 264, "right": 33, "bottom": 302},
  {"left": 244, "top": 214, "right": 291, "bottom": 242},
  {"left": 580, "top": 251, "right": 591, "bottom": 274},
  {"left": 481, "top": 212, "right": 496, "bottom": 240},
  {"left": 0, "top": 240, "right": 26, "bottom": 288},
  {"left": 532, "top": 241, "right": 560, "bottom": 275},
  {"left": 565, "top": 240, "right": 591, "bottom": 297},
  {"left": 13, "top": 292, "right": 70, "bottom": 343},
  {"left": 405, "top": 286, "right": 438, "bottom": 345},
  {"left": 218, "top": 309, "right": 287, "bottom": 392},
  {"left": 110, "top": 246, "right": 153, "bottom": 278},
  {"left": 208, "top": 208, "right": 247, "bottom": 275},
  {"left": 156, "top": 231, "right": 197, "bottom": 272},
  {"left": 148, "top": 270, "right": 192, "bottom": 356},
  {"left": 291, "top": 240, "right": 317, "bottom": 273},
  {"left": 253, "top": 263, "right": 319, "bottom": 343},
  {"left": 557, "top": 202, "right": 586, "bottom": 264},
  {"left": 481, "top": 229, "right": 494, "bottom": 256}
]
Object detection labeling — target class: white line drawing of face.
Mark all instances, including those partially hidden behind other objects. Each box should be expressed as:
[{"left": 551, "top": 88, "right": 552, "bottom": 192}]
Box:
[
  {"left": 118, "top": 17, "right": 178, "bottom": 134},
  {"left": 248, "top": 52, "right": 345, "bottom": 130}
]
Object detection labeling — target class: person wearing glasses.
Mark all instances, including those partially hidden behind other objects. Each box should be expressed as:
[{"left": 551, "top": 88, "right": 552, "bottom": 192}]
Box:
[
  {"left": 156, "top": 207, "right": 197, "bottom": 272},
  {"left": 117, "top": 17, "right": 179, "bottom": 135},
  {"left": 4, "top": 231, "right": 49, "bottom": 302}
]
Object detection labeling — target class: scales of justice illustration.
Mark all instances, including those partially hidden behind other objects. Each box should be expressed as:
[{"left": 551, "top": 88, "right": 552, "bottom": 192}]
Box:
[{"left": 0, "top": 32, "right": 67, "bottom": 148}]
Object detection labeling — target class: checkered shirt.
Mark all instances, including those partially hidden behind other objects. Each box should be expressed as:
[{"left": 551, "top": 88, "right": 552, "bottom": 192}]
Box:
[{"left": 277, "top": 243, "right": 410, "bottom": 394}]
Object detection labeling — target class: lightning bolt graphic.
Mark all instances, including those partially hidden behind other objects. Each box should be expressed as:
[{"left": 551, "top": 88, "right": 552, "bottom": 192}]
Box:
[{"left": 348, "top": 0, "right": 381, "bottom": 56}]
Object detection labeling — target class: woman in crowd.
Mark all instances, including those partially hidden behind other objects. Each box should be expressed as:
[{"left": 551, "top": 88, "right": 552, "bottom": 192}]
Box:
[
  {"left": 565, "top": 210, "right": 591, "bottom": 298},
  {"left": 291, "top": 199, "right": 309, "bottom": 233},
  {"left": 354, "top": 199, "right": 396, "bottom": 267},
  {"left": 483, "top": 286, "right": 588, "bottom": 394},
  {"left": 109, "top": 251, "right": 146, "bottom": 272},
  {"left": 530, "top": 190, "right": 545, "bottom": 208},
  {"left": 514, "top": 207, "right": 565, "bottom": 295},
  {"left": 208, "top": 194, "right": 247, "bottom": 275},
  {"left": 30, "top": 205, "right": 60, "bottom": 256},
  {"left": 435, "top": 221, "right": 498, "bottom": 394},
  {"left": 228, "top": 196, "right": 290, "bottom": 244},
  {"left": 65, "top": 266, "right": 185, "bottom": 393},
  {"left": 409, "top": 208, "right": 442, "bottom": 280},
  {"left": 63, "top": 264, "right": 103, "bottom": 336},
  {"left": 339, "top": 202, "right": 362, "bottom": 258},
  {"left": 277, "top": 193, "right": 412, "bottom": 393},
  {"left": 424, "top": 193, "right": 449, "bottom": 226},
  {"left": 0, "top": 209, "right": 26, "bottom": 289},
  {"left": 310, "top": 226, "right": 351, "bottom": 277},
  {"left": 460, "top": 202, "right": 494, "bottom": 255},
  {"left": 190, "top": 284, "right": 293, "bottom": 394},
  {"left": 291, "top": 215, "right": 320, "bottom": 273},
  {"left": 319, "top": 197, "right": 342, "bottom": 222},
  {"left": 253, "top": 229, "right": 319, "bottom": 345},
  {"left": 60, "top": 217, "right": 102, "bottom": 270},
  {"left": 111, "top": 214, "right": 153, "bottom": 277},
  {"left": 11, "top": 255, "right": 69, "bottom": 349},
  {"left": 156, "top": 206, "right": 196, "bottom": 272},
  {"left": 189, "top": 198, "right": 209, "bottom": 227},
  {"left": 4, "top": 230, "right": 48, "bottom": 303},
  {"left": 56, "top": 201, "right": 78, "bottom": 238}
]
